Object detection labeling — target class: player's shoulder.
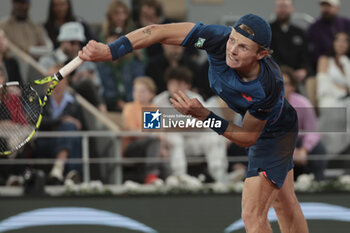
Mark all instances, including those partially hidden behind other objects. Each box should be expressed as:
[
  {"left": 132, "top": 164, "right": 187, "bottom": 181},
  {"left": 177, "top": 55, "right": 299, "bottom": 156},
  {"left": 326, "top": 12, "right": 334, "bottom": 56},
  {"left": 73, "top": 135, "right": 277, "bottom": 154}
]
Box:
[
  {"left": 259, "top": 57, "right": 284, "bottom": 94},
  {"left": 261, "top": 56, "right": 283, "bottom": 82},
  {"left": 192, "top": 22, "right": 231, "bottom": 38},
  {"left": 206, "top": 24, "right": 231, "bottom": 33}
]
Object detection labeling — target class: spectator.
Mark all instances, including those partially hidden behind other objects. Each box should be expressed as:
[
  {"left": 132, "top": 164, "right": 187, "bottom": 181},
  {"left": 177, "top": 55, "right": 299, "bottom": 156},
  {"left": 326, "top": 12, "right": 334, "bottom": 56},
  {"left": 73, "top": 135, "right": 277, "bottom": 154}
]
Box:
[
  {"left": 97, "top": 32, "right": 145, "bottom": 111},
  {"left": 137, "top": 0, "right": 166, "bottom": 58},
  {"left": 0, "top": 29, "right": 22, "bottom": 83},
  {"left": 146, "top": 43, "right": 206, "bottom": 96},
  {"left": 100, "top": 1, "right": 135, "bottom": 43},
  {"left": 307, "top": 0, "right": 350, "bottom": 68},
  {"left": 270, "top": 0, "right": 312, "bottom": 81},
  {"left": 39, "top": 22, "right": 106, "bottom": 111},
  {"left": 122, "top": 77, "right": 169, "bottom": 183},
  {"left": 282, "top": 66, "right": 327, "bottom": 181},
  {"left": 153, "top": 67, "right": 228, "bottom": 183},
  {"left": 39, "top": 22, "right": 85, "bottom": 70},
  {"left": 44, "top": 0, "right": 93, "bottom": 49},
  {"left": 32, "top": 65, "right": 85, "bottom": 184},
  {"left": 0, "top": 0, "right": 52, "bottom": 58},
  {"left": 0, "top": 66, "right": 30, "bottom": 185},
  {"left": 316, "top": 31, "right": 350, "bottom": 154}
]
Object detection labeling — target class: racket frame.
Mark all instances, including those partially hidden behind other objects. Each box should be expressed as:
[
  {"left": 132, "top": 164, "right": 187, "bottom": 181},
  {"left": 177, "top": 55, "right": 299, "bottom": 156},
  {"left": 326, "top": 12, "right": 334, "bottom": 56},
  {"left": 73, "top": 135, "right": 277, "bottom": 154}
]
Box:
[{"left": 0, "top": 57, "right": 83, "bottom": 155}]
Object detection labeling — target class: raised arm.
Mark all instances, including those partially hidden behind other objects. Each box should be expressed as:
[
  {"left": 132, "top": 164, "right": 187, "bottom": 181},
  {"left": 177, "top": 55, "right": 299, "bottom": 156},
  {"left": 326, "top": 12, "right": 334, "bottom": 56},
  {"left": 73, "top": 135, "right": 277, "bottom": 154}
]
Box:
[
  {"left": 127, "top": 23, "right": 195, "bottom": 49},
  {"left": 79, "top": 23, "right": 195, "bottom": 62}
]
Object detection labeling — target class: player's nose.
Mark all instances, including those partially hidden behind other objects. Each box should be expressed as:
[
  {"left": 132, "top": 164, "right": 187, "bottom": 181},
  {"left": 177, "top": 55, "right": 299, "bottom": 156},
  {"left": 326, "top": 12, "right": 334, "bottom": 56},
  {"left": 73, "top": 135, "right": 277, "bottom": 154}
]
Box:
[{"left": 229, "top": 44, "right": 238, "bottom": 54}]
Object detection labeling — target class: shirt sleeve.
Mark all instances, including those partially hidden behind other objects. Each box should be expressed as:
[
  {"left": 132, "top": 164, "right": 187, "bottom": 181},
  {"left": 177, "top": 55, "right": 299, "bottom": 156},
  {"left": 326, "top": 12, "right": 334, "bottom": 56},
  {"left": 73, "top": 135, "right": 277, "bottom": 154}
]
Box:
[
  {"left": 248, "top": 80, "right": 283, "bottom": 120},
  {"left": 181, "top": 22, "right": 231, "bottom": 60}
]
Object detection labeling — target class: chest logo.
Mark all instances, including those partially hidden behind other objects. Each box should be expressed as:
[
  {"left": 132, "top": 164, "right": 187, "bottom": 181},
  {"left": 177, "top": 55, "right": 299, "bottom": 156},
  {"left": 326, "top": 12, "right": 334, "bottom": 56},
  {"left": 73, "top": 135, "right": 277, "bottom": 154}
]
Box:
[
  {"left": 241, "top": 93, "right": 252, "bottom": 102},
  {"left": 194, "top": 37, "right": 206, "bottom": 48}
]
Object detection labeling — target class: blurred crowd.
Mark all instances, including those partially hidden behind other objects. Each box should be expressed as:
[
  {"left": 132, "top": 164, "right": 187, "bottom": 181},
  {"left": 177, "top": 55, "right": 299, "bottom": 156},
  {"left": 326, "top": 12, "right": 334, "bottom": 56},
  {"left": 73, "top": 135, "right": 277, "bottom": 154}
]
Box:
[{"left": 1, "top": 0, "right": 350, "bottom": 187}]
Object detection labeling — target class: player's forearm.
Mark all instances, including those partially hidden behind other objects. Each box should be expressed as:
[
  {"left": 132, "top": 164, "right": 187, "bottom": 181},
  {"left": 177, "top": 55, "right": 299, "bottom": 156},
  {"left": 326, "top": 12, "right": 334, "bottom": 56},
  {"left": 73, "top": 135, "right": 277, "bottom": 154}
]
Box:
[
  {"left": 126, "top": 23, "right": 195, "bottom": 49},
  {"left": 205, "top": 111, "right": 260, "bottom": 147},
  {"left": 80, "top": 23, "right": 195, "bottom": 62},
  {"left": 126, "top": 24, "right": 164, "bottom": 50}
]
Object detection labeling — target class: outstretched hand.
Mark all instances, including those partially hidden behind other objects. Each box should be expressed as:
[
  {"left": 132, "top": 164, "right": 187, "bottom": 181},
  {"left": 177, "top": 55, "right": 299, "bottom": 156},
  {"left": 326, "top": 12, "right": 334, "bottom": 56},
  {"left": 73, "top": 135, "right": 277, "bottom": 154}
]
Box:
[
  {"left": 169, "top": 90, "right": 210, "bottom": 121},
  {"left": 78, "top": 40, "right": 113, "bottom": 62}
]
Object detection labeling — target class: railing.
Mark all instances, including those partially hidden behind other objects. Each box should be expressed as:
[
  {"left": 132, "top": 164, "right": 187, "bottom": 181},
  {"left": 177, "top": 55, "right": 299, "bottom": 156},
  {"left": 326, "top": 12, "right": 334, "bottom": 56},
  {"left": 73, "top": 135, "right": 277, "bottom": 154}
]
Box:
[{"left": 1, "top": 131, "right": 350, "bottom": 185}]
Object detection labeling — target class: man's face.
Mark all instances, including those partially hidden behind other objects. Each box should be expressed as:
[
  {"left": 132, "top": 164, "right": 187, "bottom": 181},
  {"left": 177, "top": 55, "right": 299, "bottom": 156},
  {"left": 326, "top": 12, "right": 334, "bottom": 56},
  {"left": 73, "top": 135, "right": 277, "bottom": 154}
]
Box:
[
  {"left": 225, "top": 29, "right": 264, "bottom": 70},
  {"left": 320, "top": 3, "right": 339, "bottom": 20},
  {"left": 60, "top": 41, "right": 81, "bottom": 59},
  {"left": 12, "top": 0, "right": 30, "bottom": 21},
  {"left": 139, "top": 5, "right": 159, "bottom": 27},
  {"left": 275, "top": 0, "right": 294, "bottom": 23}
]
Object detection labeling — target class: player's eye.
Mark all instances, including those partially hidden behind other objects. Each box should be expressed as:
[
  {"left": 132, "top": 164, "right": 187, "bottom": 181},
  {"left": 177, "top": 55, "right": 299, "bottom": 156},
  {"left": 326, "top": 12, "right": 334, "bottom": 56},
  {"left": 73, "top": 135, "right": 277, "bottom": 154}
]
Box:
[{"left": 240, "top": 45, "right": 248, "bottom": 51}]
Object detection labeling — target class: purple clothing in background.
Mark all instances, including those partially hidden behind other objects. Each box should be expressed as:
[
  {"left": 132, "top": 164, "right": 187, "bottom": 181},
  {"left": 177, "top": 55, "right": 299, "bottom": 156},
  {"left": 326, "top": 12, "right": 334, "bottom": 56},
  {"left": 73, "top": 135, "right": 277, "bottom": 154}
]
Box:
[
  {"left": 307, "top": 16, "right": 350, "bottom": 63},
  {"left": 288, "top": 93, "right": 321, "bottom": 152}
]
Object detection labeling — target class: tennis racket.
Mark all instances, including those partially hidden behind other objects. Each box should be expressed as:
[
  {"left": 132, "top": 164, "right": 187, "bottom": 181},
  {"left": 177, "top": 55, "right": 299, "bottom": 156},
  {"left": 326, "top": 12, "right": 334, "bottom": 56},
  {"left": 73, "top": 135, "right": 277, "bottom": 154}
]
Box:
[{"left": 0, "top": 57, "right": 83, "bottom": 156}]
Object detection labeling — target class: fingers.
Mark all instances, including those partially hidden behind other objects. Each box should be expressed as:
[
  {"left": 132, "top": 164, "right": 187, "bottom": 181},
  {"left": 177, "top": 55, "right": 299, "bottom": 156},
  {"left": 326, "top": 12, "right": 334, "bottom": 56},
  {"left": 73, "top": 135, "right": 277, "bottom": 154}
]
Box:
[
  {"left": 78, "top": 40, "right": 100, "bottom": 61},
  {"left": 169, "top": 97, "right": 182, "bottom": 109},
  {"left": 172, "top": 92, "right": 188, "bottom": 107},
  {"left": 170, "top": 91, "right": 193, "bottom": 116},
  {"left": 178, "top": 90, "right": 191, "bottom": 103}
]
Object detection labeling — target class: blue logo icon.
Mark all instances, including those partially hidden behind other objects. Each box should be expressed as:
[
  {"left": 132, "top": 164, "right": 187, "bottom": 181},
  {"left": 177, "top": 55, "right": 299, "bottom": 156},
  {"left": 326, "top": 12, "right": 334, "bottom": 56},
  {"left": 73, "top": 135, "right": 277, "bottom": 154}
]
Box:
[{"left": 143, "top": 109, "right": 161, "bottom": 129}]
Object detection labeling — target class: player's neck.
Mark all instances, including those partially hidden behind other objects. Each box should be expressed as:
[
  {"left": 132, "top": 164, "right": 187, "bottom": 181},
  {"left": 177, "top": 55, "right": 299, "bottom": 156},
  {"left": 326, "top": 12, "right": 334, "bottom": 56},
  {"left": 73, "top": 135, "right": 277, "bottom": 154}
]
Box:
[{"left": 236, "top": 62, "right": 261, "bottom": 82}]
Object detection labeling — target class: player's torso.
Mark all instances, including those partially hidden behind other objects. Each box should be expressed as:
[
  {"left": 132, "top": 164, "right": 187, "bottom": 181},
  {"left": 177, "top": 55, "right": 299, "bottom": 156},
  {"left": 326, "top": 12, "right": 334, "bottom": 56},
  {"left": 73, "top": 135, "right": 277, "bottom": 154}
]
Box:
[
  {"left": 208, "top": 57, "right": 271, "bottom": 116},
  {"left": 207, "top": 56, "right": 297, "bottom": 137}
]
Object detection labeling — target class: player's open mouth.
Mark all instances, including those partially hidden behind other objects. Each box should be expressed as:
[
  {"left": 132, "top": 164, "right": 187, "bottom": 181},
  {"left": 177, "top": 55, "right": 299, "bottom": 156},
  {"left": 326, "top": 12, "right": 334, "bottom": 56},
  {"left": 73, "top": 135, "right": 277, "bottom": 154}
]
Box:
[{"left": 227, "top": 54, "right": 238, "bottom": 62}]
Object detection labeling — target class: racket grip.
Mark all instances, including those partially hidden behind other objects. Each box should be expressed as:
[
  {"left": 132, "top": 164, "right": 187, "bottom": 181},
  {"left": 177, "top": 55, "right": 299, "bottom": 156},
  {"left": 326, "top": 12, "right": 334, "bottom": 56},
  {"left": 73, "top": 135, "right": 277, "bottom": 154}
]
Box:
[{"left": 57, "top": 56, "right": 84, "bottom": 79}]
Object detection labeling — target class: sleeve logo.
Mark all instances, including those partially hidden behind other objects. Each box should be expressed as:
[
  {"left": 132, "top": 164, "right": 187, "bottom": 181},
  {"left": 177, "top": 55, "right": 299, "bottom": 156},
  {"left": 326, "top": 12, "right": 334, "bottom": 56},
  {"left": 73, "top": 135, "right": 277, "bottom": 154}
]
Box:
[{"left": 194, "top": 37, "right": 206, "bottom": 48}]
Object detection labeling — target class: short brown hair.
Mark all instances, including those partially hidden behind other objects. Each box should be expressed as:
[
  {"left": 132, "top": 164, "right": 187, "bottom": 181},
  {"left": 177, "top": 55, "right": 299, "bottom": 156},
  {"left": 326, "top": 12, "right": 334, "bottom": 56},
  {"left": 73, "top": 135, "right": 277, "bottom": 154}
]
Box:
[
  {"left": 164, "top": 66, "right": 193, "bottom": 85},
  {"left": 134, "top": 76, "right": 157, "bottom": 94}
]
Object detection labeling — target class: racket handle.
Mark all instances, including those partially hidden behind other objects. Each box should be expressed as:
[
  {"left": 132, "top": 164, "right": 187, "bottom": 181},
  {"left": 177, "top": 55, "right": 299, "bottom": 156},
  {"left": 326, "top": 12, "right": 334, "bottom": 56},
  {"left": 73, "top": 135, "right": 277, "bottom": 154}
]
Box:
[{"left": 57, "top": 56, "right": 84, "bottom": 79}]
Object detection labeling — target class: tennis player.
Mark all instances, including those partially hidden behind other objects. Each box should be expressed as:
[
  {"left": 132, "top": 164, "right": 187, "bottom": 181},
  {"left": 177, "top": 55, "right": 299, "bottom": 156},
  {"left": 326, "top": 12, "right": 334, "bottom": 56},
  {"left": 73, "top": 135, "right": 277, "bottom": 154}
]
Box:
[{"left": 79, "top": 14, "right": 308, "bottom": 233}]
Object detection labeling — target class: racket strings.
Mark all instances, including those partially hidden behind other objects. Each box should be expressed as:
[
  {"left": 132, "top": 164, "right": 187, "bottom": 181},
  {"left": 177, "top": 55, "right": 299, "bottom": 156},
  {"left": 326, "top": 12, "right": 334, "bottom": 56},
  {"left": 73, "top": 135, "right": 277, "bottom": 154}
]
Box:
[
  {"left": 21, "top": 85, "right": 42, "bottom": 125},
  {"left": 0, "top": 84, "right": 41, "bottom": 154}
]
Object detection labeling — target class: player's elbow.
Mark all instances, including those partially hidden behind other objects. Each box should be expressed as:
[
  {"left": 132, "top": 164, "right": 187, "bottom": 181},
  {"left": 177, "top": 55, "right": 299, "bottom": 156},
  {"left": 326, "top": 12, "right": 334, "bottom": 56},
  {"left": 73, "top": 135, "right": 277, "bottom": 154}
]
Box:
[
  {"left": 236, "top": 134, "right": 258, "bottom": 148},
  {"left": 238, "top": 140, "right": 255, "bottom": 148}
]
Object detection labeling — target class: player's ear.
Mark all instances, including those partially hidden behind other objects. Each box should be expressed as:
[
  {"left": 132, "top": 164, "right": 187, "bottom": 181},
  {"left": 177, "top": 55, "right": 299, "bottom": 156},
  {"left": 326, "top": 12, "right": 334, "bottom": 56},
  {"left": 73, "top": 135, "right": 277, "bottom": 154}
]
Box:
[{"left": 256, "top": 49, "right": 268, "bottom": 60}]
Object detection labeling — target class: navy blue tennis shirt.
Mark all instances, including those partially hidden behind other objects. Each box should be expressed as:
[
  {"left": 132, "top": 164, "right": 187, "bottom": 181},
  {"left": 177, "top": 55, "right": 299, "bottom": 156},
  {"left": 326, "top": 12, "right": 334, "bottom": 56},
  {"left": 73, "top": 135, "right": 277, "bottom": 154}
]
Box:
[{"left": 181, "top": 23, "right": 297, "bottom": 138}]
